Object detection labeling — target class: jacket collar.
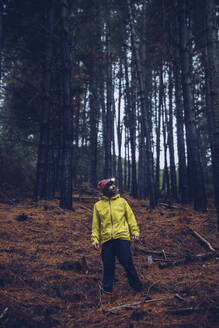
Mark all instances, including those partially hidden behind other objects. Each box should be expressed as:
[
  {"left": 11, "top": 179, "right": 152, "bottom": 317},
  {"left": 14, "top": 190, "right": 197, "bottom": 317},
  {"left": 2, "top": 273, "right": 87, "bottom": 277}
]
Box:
[{"left": 101, "top": 193, "right": 120, "bottom": 201}]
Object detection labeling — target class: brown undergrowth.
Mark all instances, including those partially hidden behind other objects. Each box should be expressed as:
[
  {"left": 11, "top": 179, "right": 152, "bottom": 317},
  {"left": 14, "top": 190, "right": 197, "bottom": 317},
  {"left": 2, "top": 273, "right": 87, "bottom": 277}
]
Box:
[{"left": 0, "top": 187, "right": 218, "bottom": 327}]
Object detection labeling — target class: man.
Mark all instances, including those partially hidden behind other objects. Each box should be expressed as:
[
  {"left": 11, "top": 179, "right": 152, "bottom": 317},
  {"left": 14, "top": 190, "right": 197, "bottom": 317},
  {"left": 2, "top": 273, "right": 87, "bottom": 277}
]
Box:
[{"left": 91, "top": 178, "right": 142, "bottom": 296}]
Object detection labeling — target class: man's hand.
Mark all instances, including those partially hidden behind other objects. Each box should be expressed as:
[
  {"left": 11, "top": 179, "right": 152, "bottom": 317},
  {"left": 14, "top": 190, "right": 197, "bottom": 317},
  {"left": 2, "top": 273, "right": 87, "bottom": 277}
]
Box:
[
  {"left": 94, "top": 243, "right": 100, "bottom": 250},
  {"left": 131, "top": 234, "right": 139, "bottom": 241}
]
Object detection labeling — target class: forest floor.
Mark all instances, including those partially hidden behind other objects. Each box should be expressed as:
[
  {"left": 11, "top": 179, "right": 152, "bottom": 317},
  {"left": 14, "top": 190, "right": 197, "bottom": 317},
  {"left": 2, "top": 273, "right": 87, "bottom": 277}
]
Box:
[{"left": 0, "top": 186, "right": 218, "bottom": 328}]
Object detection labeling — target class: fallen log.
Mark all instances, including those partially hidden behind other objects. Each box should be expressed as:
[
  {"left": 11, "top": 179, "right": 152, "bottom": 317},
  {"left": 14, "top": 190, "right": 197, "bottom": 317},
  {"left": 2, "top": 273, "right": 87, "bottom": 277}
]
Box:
[
  {"left": 160, "top": 203, "right": 182, "bottom": 209},
  {"left": 158, "top": 251, "right": 218, "bottom": 269},
  {"left": 189, "top": 228, "right": 215, "bottom": 251},
  {"left": 0, "top": 307, "right": 8, "bottom": 320},
  {"left": 135, "top": 247, "right": 179, "bottom": 257},
  {"left": 103, "top": 296, "right": 174, "bottom": 313},
  {"left": 79, "top": 205, "right": 92, "bottom": 212},
  {"left": 167, "top": 306, "right": 219, "bottom": 315},
  {"left": 72, "top": 196, "right": 99, "bottom": 201}
]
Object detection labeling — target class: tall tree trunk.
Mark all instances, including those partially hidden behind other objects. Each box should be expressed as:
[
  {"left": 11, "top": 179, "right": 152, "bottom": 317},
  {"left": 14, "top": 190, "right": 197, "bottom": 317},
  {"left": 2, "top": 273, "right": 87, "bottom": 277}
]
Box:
[
  {"left": 127, "top": 0, "right": 156, "bottom": 207},
  {"left": 155, "top": 67, "right": 163, "bottom": 200},
  {"left": 35, "top": 2, "right": 55, "bottom": 201},
  {"left": 116, "top": 64, "right": 123, "bottom": 193},
  {"left": 88, "top": 0, "right": 100, "bottom": 188},
  {"left": 168, "top": 67, "right": 178, "bottom": 201},
  {"left": 162, "top": 88, "right": 170, "bottom": 198},
  {"left": 124, "top": 127, "right": 128, "bottom": 191},
  {"left": 89, "top": 83, "right": 98, "bottom": 187},
  {"left": 124, "top": 51, "right": 137, "bottom": 198},
  {"left": 205, "top": 0, "right": 219, "bottom": 228},
  {"left": 59, "top": 0, "right": 73, "bottom": 209},
  {"left": 104, "top": 0, "right": 112, "bottom": 178},
  {"left": 0, "top": 0, "right": 3, "bottom": 82},
  {"left": 172, "top": 20, "right": 189, "bottom": 204},
  {"left": 178, "top": 0, "right": 207, "bottom": 211}
]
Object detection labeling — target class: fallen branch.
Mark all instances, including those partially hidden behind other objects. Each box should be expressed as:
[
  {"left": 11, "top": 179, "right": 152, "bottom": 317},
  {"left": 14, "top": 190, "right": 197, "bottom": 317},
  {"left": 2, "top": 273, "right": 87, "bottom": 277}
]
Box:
[
  {"left": 72, "top": 196, "right": 99, "bottom": 201},
  {"left": 160, "top": 203, "right": 182, "bottom": 209},
  {"left": 79, "top": 205, "right": 92, "bottom": 212},
  {"left": 103, "top": 296, "right": 174, "bottom": 313},
  {"left": 159, "top": 251, "right": 219, "bottom": 269},
  {"left": 0, "top": 307, "right": 8, "bottom": 319},
  {"left": 189, "top": 228, "right": 215, "bottom": 251},
  {"left": 167, "top": 306, "right": 219, "bottom": 315},
  {"left": 135, "top": 247, "right": 179, "bottom": 257}
]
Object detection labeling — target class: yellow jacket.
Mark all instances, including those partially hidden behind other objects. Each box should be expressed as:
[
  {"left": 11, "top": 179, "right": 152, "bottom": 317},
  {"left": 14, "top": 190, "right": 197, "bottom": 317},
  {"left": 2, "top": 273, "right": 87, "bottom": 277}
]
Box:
[{"left": 91, "top": 194, "right": 140, "bottom": 245}]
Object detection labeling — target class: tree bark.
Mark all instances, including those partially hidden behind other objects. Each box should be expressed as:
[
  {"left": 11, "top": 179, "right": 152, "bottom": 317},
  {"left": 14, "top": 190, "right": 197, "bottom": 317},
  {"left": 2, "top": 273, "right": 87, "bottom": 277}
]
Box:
[
  {"left": 88, "top": 0, "right": 100, "bottom": 188},
  {"left": 35, "top": 2, "right": 55, "bottom": 201},
  {"left": 124, "top": 51, "right": 138, "bottom": 198},
  {"left": 59, "top": 0, "right": 73, "bottom": 209},
  {"left": 116, "top": 63, "right": 123, "bottom": 193},
  {"left": 104, "top": 0, "right": 112, "bottom": 178},
  {"left": 205, "top": 0, "right": 219, "bottom": 228},
  {"left": 172, "top": 23, "right": 189, "bottom": 204},
  {"left": 0, "top": 0, "right": 3, "bottom": 82},
  {"left": 127, "top": 0, "right": 156, "bottom": 207},
  {"left": 178, "top": 0, "right": 207, "bottom": 211},
  {"left": 168, "top": 67, "right": 178, "bottom": 201}
]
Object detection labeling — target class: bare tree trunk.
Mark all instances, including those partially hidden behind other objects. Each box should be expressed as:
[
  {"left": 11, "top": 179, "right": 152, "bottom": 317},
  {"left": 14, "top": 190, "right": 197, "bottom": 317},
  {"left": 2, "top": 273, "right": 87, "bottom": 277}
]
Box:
[
  {"left": 172, "top": 20, "right": 189, "bottom": 204},
  {"left": 205, "top": 0, "right": 219, "bottom": 228},
  {"left": 178, "top": 0, "right": 207, "bottom": 211},
  {"left": 168, "top": 67, "right": 178, "bottom": 201},
  {"left": 60, "top": 0, "right": 73, "bottom": 209},
  {"left": 124, "top": 127, "right": 128, "bottom": 191},
  {"left": 104, "top": 0, "right": 112, "bottom": 178},
  {"left": 155, "top": 67, "right": 162, "bottom": 200},
  {"left": 88, "top": 0, "right": 100, "bottom": 188},
  {"left": 127, "top": 0, "right": 155, "bottom": 207},
  {"left": 124, "top": 51, "right": 138, "bottom": 198},
  {"left": 35, "top": 2, "right": 55, "bottom": 201},
  {"left": 0, "top": 0, "right": 3, "bottom": 82},
  {"left": 116, "top": 63, "right": 123, "bottom": 193},
  {"left": 162, "top": 88, "right": 170, "bottom": 198}
]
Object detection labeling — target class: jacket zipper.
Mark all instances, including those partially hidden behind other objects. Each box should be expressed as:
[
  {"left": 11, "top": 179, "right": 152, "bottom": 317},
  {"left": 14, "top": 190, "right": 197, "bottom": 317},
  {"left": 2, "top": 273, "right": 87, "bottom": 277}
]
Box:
[{"left": 109, "top": 199, "right": 113, "bottom": 238}]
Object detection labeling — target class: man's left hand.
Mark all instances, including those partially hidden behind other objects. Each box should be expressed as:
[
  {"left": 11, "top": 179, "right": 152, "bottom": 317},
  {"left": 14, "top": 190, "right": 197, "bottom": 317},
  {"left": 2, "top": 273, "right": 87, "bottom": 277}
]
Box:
[{"left": 131, "top": 234, "right": 139, "bottom": 241}]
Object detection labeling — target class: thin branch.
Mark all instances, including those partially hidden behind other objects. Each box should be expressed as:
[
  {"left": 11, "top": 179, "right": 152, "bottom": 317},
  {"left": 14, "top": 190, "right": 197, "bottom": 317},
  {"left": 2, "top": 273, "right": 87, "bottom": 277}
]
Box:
[
  {"left": 103, "top": 296, "right": 174, "bottom": 313},
  {"left": 189, "top": 228, "right": 215, "bottom": 251}
]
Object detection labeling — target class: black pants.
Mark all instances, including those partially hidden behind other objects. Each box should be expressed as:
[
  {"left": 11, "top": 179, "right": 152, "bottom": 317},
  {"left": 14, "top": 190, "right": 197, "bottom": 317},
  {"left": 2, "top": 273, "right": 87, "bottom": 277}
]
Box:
[{"left": 101, "top": 239, "right": 142, "bottom": 293}]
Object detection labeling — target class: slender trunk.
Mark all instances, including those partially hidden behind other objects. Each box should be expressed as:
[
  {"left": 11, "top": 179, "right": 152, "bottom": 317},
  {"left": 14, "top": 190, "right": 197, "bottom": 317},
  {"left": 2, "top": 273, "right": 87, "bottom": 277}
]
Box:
[
  {"left": 112, "top": 94, "right": 116, "bottom": 177},
  {"left": 178, "top": 0, "right": 207, "bottom": 211},
  {"left": 155, "top": 67, "right": 162, "bottom": 200},
  {"left": 89, "top": 83, "right": 98, "bottom": 187},
  {"left": 117, "top": 65, "right": 123, "bottom": 193},
  {"left": 205, "top": 0, "right": 219, "bottom": 228},
  {"left": 168, "top": 67, "right": 178, "bottom": 200},
  {"left": 124, "top": 127, "right": 128, "bottom": 191},
  {"left": 35, "top": 3, "right": 55, "bottom": 201},
  {"left": 127, "top": 0, "right": 155, "bottom": 207},
  {"left": 0, "top": 0, "right": 3, "bottom": 82},
  {"left": 60, "top": 0, "right": 73, "bottom": 209},
  {"left": 124, "top": 51, "right": 137, "bottom": 198},
  {"left": 173, "top": 21, "right": 189, "bottom": 204},
  {"left": 162, "top": 89, "right": 170, "bottom": 197},
  {"left": 104, "top": 0, "right": 112, "bottom": 177}
]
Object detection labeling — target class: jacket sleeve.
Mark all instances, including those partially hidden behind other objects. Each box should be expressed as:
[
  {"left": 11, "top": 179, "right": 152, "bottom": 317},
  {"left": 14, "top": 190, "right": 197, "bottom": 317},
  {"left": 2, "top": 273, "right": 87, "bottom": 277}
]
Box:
[
  {"left": 124, "top": 200, "right": 140, "bottom": 236},
  {"left": 91, "top": 204, "right": 100, "bottom": 245}
]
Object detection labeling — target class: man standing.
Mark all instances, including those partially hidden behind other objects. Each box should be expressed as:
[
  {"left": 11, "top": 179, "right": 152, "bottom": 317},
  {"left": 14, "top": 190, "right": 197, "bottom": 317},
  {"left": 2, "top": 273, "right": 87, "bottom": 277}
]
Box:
[{"left": 91, "top": 178, "right": 142, "bottom": 296}]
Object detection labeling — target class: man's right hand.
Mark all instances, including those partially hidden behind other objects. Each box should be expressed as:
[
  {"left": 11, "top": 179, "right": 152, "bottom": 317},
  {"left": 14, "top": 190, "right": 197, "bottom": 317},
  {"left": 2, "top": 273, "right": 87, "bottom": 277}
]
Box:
[{"left": 94, "top": 243, "right": 100, "bottom": 250}]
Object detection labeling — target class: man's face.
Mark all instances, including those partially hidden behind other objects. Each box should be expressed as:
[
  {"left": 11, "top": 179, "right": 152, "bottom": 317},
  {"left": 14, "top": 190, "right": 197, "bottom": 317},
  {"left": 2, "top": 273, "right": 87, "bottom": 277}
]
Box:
[{"left": 107, "top": 182, "right": 118, "bottom": 195}]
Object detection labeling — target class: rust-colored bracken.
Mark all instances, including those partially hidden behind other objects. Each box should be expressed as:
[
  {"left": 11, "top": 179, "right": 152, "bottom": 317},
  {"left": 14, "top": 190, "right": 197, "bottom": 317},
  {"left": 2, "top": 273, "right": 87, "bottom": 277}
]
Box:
[{"left": 0, "top": 187, "right": 218, "bottom": 327}]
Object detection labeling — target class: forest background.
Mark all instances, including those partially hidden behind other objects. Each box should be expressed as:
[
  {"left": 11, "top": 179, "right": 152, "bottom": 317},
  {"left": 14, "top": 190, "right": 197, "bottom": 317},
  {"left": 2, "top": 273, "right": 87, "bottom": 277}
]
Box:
[{"left": 0, "top": 0, "right": 219, "bottom": 226}]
